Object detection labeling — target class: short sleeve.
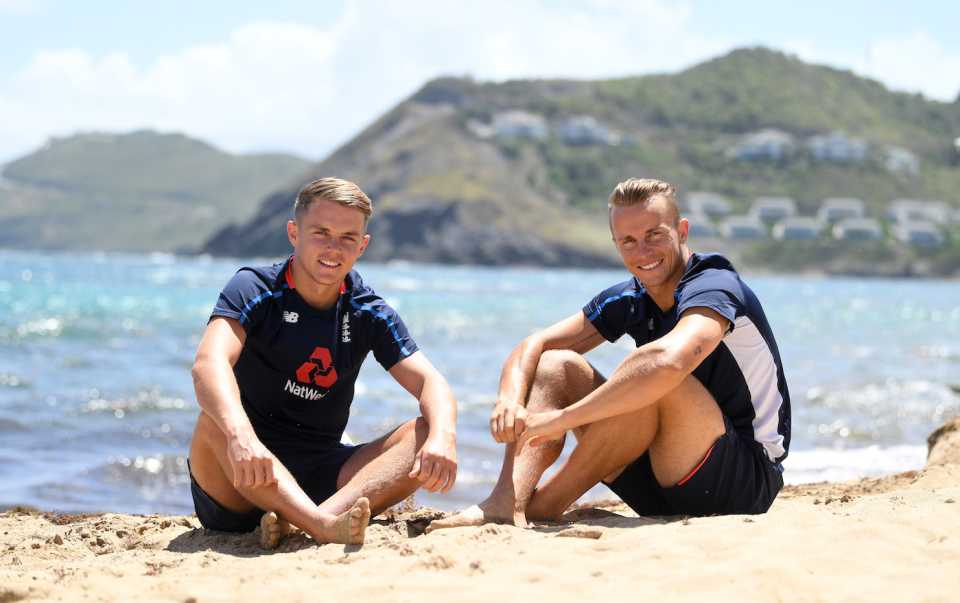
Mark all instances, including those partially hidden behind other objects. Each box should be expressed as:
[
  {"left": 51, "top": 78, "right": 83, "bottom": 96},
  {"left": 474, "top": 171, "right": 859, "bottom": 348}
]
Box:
[
  {"left": 370, "top": 306, "right": 419, "bottom": 370},
  {"left": 211, "top": 268, "right": 271, "bottom": 332},
  {"left": 581, "top": 281, "right": 638, "bottom": 342},
  {"left": 676, "top": 269, "right": 743, "bottom": 329}
]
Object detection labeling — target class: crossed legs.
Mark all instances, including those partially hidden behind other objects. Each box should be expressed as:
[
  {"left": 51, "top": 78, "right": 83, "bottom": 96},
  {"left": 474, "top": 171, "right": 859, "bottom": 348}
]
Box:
[
  {"left": 189, "top": 415, "right": 431, "bottom": 546},
  {"left": 429, "top": 350, "right": 725, "bottom": 530}
]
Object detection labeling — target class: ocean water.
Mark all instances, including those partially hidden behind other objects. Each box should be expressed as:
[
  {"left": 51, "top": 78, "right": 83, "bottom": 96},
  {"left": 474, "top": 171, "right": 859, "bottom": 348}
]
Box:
[{"left": 1, "top": 250, "right": 958, "bottom": 514}]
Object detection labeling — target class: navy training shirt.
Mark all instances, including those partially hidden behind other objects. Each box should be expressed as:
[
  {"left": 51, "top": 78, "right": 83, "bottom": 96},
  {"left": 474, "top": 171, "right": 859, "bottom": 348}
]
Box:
[
  {"left": 211, "top": 257, "right": 418, "bottom": 454},
  {"left": 583, "top": 253, "right": 791, "bottom": 463}
]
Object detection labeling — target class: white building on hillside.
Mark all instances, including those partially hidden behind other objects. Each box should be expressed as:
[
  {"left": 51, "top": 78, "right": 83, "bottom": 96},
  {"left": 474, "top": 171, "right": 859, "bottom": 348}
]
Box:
[
  {"left": 817, "top": 197, "right": 865, "bottom": 222},
  {"left": 888, "top": 199, "right": 951, "bottom": 224},
  {"left": 720, "top": 216, "right": 767, "bottom": 240},
  {"left": 686, "top": 213, "right": 718, "bottom": 238},
  {"left": 729, "top": 129, "right": 795, "bottom": 161},
  {"left": 556, "top": 115, "right": 616, "bottom": 145},
  {"left": 773, "top": 217, "right": 822, "bottom": 240},
  {"left": 892, "top": 221, "right": 945, "bottom": 247},
  {"left": 750, "top": 196, "right": 797, "bottom": 222},
  {"left": 807, "top": 131, "right": 868, "bottom": 163},
  {"left": 885, "top": 147, "right": 920, "bottom": 174},
  {"left": 832, "top": 218, "right": 883, "bottom": 241},
  {"left": 493, "top": 111, "right": 548, "bottom": 141},
  {"left": 684, "top": 191, "right": 732, "bottom": 218}
]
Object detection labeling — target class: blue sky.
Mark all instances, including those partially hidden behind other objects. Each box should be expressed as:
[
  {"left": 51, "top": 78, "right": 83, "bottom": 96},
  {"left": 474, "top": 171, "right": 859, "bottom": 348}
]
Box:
[{"left": 1, "top": 0, "right": 958, "bottom": 163}]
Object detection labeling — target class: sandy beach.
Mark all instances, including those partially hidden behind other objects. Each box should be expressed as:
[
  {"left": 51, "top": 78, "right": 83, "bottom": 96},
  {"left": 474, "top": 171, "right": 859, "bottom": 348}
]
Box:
[{"left": 2, "top": 419, "right": 959, "bottom": 603}]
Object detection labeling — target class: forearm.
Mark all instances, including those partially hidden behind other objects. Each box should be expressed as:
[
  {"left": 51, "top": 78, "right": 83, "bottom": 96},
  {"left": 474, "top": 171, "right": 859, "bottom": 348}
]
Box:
[
  {"left": 192, "top": 358, "right": 255, "bottom": 439},
  {"left": 418, "top": 375, "right": 457, "bottom": 437},
  {"left": 556, "top": 343, "right": 688, "bottom": 431},
  {"left": 497, "top": 336, "right": 544, "bottom": 407}
]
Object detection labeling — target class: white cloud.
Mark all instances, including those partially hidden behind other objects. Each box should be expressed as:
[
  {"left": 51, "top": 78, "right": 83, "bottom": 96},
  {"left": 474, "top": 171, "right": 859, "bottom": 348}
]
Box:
[
  {"left": 783, "top": 32, "right": 960, "bottom": 102},
  {"left": 2, "top": 1, "right": 956, "bottom": 166},
  {"left": 860, "top": 32, "right": 960, "bottom": 102},
  {"left": 1, "top": 0, "right": 729, "bottom": 162}
]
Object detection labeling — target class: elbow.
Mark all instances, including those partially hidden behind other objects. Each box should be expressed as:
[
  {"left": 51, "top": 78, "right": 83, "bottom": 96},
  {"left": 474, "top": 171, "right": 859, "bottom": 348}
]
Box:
[
  {"left": 634, "top": 344, "right": 693, "bottom": 377},
  {"left": 191, "top": 356, "right": 212, "bottom": 387}
]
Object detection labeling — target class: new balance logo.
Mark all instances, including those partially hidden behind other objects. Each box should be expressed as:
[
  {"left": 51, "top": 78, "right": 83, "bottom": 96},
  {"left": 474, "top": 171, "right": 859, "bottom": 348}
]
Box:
[
  {"left": 283, "top": 311, "right": 299, "bottom": 323},
  {"left": 341, "top": 313, "right": 351, "bottom": 343}
]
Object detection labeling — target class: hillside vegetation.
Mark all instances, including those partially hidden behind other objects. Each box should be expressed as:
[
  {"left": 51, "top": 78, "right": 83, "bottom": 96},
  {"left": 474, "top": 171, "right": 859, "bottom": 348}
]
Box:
[
  {"left": 0, "top": 130, "right": 309, "bottom": 252},
  {"left": 2, "top": 48, "right": 957, "bottom": 274},
  {"left": 207, "top": 47, "right": 960, "bottom": 274}
]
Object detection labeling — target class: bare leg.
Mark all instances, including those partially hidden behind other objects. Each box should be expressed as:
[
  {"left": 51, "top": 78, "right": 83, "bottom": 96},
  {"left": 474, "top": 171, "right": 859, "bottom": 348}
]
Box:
[
  {"left": 429, "top": 351, "right": 727, "bottom": 531},
  {"left": 319, "top": 417, "right": 431, "bottom": 517},
  {"left": 428, "top": 350, "right": 603, "bottom": 531},
  {"left": 189, "top": 413, "right": 370, "bottom": 547},
  {"left": 526, "top": 373, "right": 726, "bottom": 520}
]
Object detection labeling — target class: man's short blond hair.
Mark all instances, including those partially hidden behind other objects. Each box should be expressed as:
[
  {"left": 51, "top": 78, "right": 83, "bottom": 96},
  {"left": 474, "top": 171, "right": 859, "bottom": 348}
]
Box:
[
  {"left": 294, "top": 177, "right": 373, "bottom": 223},
  {"left": 608, "top": 178, "right": 679, "bottom": 225}
]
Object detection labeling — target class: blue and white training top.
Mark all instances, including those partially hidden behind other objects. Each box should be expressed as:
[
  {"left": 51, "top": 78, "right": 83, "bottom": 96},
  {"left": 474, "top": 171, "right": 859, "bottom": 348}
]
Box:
[
  {"left": 582, "top": 253, "right": 791, "bottom": 463},
  {"left": 211, "top": 257, "right": 418, "bottom": 454}
]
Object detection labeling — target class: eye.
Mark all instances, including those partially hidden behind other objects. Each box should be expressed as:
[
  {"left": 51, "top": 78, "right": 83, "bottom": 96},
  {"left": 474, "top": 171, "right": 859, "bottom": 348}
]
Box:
[{"left": 620, "top": 238, "right": 637, "bottom": 249}]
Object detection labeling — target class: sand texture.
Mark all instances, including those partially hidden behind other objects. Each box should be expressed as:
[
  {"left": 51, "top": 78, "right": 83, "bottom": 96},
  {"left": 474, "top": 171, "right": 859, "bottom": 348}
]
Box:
[{"left": 2, "top": 419, "right": 959, "bottom": 603}]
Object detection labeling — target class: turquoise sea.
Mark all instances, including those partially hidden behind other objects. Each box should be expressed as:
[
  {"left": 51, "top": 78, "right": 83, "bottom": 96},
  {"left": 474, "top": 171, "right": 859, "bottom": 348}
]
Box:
[{"left": 1, "top": 250, "right": 958, "bottom": 513}]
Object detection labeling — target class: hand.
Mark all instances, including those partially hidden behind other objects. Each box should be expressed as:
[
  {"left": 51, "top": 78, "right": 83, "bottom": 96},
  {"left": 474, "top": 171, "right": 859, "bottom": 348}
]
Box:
[
  {"left": 515, "top": 409, "right": 566, "bottom": 456},
  {"left": 226, "top": 430, "right": 277, "bottom": 489},
  {"left": 409, "top": 431, "right": 457, "bottom": 493},
  {"left": 490, "top": 401, "right": 528, "bottom": 443}
]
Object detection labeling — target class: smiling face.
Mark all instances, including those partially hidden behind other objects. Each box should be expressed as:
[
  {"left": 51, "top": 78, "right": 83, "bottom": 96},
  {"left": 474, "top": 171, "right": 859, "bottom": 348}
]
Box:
[
  {"left": 610, "top": 194, "right": 690, "bottom": 305},
  {"left": 286, "top": 197, "right": 370, "bottom": 299}
]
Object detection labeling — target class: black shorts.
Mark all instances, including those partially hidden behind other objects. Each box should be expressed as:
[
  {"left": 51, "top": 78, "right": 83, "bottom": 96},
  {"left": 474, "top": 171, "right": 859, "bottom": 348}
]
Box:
[
  {"left": 188, "top": 443, "right": 360, "bottom": 533},
  {"left": 604, "top": 416, "right": 783, "bottom": 517}
]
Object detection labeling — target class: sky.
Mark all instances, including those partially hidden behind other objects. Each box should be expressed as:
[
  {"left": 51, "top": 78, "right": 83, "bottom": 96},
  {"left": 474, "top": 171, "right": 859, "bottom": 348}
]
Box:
[{"left": 1, "top": 0, "right": 959, "bottom": 164}]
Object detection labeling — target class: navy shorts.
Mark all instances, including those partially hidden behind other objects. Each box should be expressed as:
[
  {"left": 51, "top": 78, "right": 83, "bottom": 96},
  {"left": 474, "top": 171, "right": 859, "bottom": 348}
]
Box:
[
  {"left": 604, "top": 416, "right": 783, "bottom": 517},
  {"left": 188, "top": 443, "right": 360, "bottom": 533}
]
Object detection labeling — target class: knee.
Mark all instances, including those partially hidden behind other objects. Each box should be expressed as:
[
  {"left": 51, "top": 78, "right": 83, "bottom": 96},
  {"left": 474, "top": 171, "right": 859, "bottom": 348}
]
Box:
[
  {"left": 193, "top": 412, "right": 223, "bottom": 446},
  {"left": 400, "top": 416, "right": 429, "bottom": 444},
  {"left": 532, "top": 350, "right": 590, "bottom": 404},
  {"left": 535, "top": 349, "right": 584, "bottom": 383}
]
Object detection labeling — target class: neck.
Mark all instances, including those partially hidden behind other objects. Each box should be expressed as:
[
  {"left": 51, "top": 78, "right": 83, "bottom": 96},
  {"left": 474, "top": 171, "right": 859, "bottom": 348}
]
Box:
[
  {"left": 646, "top": 245, "right": 692, "bottom": 311},
  {"left": 290, "top": 258, "right": 342, "bottom": 310}
]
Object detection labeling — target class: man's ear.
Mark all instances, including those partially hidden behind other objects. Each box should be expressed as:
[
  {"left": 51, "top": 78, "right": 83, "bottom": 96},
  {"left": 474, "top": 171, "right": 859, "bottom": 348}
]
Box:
[
  {"left": 358, "top": 233, "right": 371, "bottom": 256},
  {"left": 287, "top": 220, "right": 298, "bottom": 248},
  {"left": 677, "top": 217, "right": 690, "bottom": 244}
]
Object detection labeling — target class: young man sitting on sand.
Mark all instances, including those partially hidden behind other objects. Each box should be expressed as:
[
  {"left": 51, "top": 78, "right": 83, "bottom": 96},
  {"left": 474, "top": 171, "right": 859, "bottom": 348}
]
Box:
[
  {"left": 430, "top": 178, "right": 788, "bottom": 531},
  {"left": 189, "top": 177, "right": 458, "bottom": 547}
]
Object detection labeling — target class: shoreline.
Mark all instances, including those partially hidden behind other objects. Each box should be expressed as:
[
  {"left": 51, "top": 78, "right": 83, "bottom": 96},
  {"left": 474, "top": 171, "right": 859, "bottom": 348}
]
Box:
[
  {"left": 2, "top": 247, "right": 959, "bottom": 281},
  {"left": 2, "top": 419, "right": 958, "bottom": 602}
]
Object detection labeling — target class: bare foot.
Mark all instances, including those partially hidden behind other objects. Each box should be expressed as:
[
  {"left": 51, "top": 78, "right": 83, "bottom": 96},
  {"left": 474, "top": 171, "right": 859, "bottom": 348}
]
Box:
[
  {"left": 331, "top": 497, "right": 371, "bottom": 545},
  {"left": 259, "top": 511, "right": 293, "bottom": 550},
  {"left": 426, "top": 502, "right": 527, "bottom": 534}
]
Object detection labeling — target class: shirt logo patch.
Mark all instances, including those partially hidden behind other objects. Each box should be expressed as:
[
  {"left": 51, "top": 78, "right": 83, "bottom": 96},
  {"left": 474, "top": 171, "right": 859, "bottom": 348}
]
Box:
[
  {"left": 283, "top": 311, "right": 299, "bottom": 324},
  {"left": 341, "top": 313, "right": 351, "bottom": 343},
  {"left": 294, "top": 346, "right": 338, "bottom": 389}
]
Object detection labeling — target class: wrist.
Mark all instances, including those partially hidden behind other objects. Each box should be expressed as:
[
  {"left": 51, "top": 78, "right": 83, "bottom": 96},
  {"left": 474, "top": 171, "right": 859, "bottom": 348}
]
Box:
[{"left": 428, "top": 426, "right": 457, "bottom": 442}]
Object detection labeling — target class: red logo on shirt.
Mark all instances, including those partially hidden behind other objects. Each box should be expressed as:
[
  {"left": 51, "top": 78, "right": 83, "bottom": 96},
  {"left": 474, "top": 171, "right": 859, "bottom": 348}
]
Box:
[{"left": 295, "top": 346, "right": 338, "bottom": 389}]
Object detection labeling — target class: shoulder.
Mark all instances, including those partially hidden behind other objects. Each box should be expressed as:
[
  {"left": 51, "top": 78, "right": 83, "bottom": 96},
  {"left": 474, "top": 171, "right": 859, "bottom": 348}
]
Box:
[
  {"left": 584, "top": 277, "right": 643, "bottom": 319},
  {"left": 345, "top": 270, "right": 400, "bottom": 319},
  {"left": 678, "top": 253, "right": 743, "bottom": 295},
  {"left": 223, "top": 260, "right": 288, "bottom": 294}
]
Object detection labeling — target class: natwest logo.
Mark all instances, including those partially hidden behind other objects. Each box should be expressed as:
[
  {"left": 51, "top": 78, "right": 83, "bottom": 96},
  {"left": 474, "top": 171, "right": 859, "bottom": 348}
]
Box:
[{"left": 295, "top": 346, "right": 338, "bottom": 389}]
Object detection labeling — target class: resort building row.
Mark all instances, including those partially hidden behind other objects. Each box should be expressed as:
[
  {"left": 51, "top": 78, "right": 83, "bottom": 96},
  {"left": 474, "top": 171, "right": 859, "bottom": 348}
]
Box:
[{"left": 684, "top": 193, "right": 957, "bottom": 247}]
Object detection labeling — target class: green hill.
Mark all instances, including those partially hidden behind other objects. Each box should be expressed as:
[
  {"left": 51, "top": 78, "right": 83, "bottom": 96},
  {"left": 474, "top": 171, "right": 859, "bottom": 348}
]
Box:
[
  {"left": 0, "top": 130, "right": 310, "bottom": 252},
  {"left": 205, "top": 47, "right": 960, "bottom": 274}
]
